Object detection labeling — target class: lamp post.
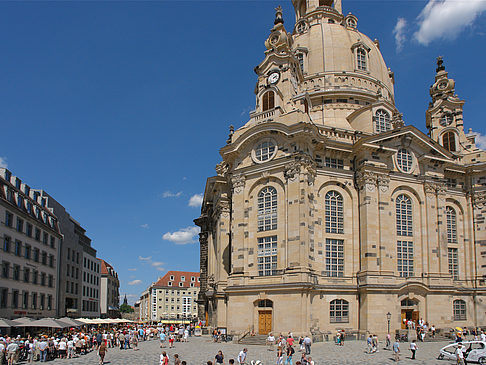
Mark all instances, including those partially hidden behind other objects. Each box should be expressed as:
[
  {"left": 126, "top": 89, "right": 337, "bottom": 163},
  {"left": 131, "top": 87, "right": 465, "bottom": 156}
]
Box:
[{"left": 386, "top": 312, "right": 392, "bottom": 335}]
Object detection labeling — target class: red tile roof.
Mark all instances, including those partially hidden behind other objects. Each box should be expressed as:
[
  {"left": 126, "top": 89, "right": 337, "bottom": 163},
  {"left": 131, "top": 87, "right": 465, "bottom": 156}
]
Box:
[
  {"left": 153, "top": 271, "right": 200, "bottom": 288},
  {"left": 99, "top": 259, "right": 115, "bottom": 276}
]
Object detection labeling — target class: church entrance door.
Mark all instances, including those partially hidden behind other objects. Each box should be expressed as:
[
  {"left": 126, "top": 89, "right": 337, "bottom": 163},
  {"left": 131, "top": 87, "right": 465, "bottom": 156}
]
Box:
[
  {"left": 401, "top": 309, "right": 420, "bottom": 329},
  {"left": 258, "top": 310, "right": 272, "bottom": 335}
]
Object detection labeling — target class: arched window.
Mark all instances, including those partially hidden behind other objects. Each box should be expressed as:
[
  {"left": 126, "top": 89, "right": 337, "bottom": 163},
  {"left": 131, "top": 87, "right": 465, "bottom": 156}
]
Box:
[
  {"left": 446, "top": 206, "right": 457, "bottom": 244},
  {"left": 262, "top": 91, "right": 275, "bottom": 112},
  {"left": 396, "top": 149, "right": 413, "bottom": 173},
  {"left": 330, "top": 299, "right": 349, "bottom": 323},
  {"left": 375, "top": 109, "right": 391, "bottom": 133},
  {"left": 453, "top": 300, "right": 466, "bottom": 321},
  {"left": 443, "top": 132, "right": 456, "bottom": 152},
  {"left": 396, "top": 195, "right": 412, "bottom": 237},
  {"left": 357, "top": 48, "right": 367, "bottom": 71},
  {"left": 325, "top": 191, "right": 344, "bottom": 234},
  {"left": 258, "top": 187, "right": 277, "bottom": 232}
]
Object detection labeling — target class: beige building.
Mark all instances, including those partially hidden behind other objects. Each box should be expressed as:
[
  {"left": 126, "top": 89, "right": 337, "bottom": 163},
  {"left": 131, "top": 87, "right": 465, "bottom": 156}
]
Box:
[
  {"left": 138, "top": 271, "right": 200, "bottom": 323},
  {"left": 99, "top": 259, "right": 120, "bottom": 318},
  {"left": 0, "top": 168, "right": 62, "bottom": 319},
  {"left": 196, "top": 0, "right": 486, "bottom": 337}
]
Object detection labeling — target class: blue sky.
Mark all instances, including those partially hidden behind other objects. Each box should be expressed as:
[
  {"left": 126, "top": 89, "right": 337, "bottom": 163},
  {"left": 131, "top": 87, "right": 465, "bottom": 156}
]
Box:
[{"left": 1, "top": 0, "right": 485, "bottom": 304}]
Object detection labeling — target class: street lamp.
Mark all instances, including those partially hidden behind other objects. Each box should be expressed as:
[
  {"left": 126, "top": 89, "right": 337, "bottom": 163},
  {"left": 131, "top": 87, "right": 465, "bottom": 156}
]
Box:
[{"left": 386, "top": 312, "right": 392, "bottom": 335}]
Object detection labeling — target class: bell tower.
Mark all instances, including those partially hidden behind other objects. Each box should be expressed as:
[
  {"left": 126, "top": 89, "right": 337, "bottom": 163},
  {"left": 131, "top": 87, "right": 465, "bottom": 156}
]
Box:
[{"left": 426, "top": 57, "right": 468, "bottom": 154}]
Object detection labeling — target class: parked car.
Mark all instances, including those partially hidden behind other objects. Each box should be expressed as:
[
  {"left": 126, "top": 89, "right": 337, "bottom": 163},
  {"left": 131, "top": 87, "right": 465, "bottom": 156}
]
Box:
[{"left": 438, "top": 341, "right": 486, "bottom": 363}]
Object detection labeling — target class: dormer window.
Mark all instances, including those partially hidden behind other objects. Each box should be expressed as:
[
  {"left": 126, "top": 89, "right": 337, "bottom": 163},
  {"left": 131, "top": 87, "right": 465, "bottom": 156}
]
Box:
[
  {"left": 170, "top": 275, "right": 174, "bottom": 280},
  {"left": 346, "top": 18, "right": 357, "bottom": 28},
  {"left": 443, "top": 132, "right": 456, "bottom": 152},
  {"left": 179, "top": 282, "right": 183, "bottom": 287},
  {"left": 262, "top": 91, "right": 275, "bottom": 112},
  {"left": 191, "top": 276, "right": 195, "bottom": 281},
  {"left": 375, "top": 109, "right": 391, "bottom": 133},
  {"left": 181, "top": 276, "right": 185, "bottom": 282},
  {"left": 168, "top": 282, "right": 172, "bottom": 286},
  {"left": 357, "top": 48, "right": 367, "bottom": 71}
]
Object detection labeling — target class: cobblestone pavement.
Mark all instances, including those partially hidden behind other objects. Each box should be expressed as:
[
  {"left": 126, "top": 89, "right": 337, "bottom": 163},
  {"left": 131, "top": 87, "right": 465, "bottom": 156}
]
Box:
[{"left": 39, "top": 337, "right": 457, "bottom": 365}]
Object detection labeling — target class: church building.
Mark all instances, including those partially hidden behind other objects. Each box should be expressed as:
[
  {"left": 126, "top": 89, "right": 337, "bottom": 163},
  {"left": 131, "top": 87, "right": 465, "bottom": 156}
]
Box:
[{"left": 195, "top": 0, "right": 486, "bottom": 336}]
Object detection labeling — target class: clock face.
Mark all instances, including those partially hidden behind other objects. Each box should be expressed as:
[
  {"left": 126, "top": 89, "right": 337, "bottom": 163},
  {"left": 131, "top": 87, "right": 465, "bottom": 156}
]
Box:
[
  {"left": 438, "top": 81, "right": 448, "bottom": 90},
  {"left": 268, "top": 72, "right": 280, "bottom": 84}
]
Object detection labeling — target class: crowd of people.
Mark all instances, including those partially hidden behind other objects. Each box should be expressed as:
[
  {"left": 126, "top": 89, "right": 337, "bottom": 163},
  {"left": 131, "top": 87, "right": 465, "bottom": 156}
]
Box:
[{"left": 0, "top": 322, "right": 197, "bottom": 365}]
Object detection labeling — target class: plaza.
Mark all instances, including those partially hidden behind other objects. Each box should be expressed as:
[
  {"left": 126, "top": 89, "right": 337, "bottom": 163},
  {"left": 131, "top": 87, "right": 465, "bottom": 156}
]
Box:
[{"left": 39, "top": 336, "right": 459, "bottom": 365}]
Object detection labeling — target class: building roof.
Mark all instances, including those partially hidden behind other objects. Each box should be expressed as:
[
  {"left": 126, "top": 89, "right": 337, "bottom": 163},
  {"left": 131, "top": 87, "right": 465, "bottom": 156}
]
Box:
[
  {"left": 153, "top": 271, "right": 200, "bottom": 289},
  {"left": 99, "top": 258, "right": 118, "bottom": 278}
]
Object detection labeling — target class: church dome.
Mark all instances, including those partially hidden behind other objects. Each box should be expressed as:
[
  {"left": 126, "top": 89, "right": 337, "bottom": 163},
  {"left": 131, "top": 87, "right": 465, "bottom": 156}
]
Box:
[{"left": 293, "top": 19, "right": 394, "bottom": 102}]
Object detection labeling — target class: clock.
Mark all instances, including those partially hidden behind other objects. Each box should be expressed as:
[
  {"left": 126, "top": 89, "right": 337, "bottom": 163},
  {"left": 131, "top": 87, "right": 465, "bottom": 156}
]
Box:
[
  {"left": 438, "top": 81, "right": 448, "bottom": 90},
  {"left": 268, "top": 72, "right": 280, "bottom": 85}
]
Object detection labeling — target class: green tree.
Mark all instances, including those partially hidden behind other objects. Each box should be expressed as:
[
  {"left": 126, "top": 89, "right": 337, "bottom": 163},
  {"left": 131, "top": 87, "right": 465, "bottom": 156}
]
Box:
[{"left": 119, "top": 303, "right": 134, "bottom": 313}]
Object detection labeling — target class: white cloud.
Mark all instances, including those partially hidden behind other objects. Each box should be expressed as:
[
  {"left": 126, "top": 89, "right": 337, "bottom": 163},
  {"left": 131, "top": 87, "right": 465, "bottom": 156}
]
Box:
[
  {"left": 156, "top": 267, "right": 165, "bottom": 272},
  {"left": 0, "top": 157, "right": 7, "bottom": 168},
  {"left": 470, "top": 132, "right": 486, "bottom": 150},
  {"left": 140, "top": 224, "right": 149, "bottom": 229},
  {"left": 162, "top": 226, "right": 200, "bottom": 245},
  {"left": 128, "top": 279, "right": 142, "bottom": 286},
  {"left": 414, "top": 0, "right": 486, "bottom": 45},
  {"left": 161, "top": 191, "right": 183, "bottom": 198},
  {"left": 138, "top": 256, "right": 152, "bottom": 262},
  {"left": 151, "top": 261, "right": 164, "bottom": 267},
  {"left": 127, "top": 268, "right": 137, "bottom": 272},
  {"left": 393, "top": 18, "right": 407, "bottom": 52},
  {"left": 188, "top": 194, "right": 203, "bottom": 208}
]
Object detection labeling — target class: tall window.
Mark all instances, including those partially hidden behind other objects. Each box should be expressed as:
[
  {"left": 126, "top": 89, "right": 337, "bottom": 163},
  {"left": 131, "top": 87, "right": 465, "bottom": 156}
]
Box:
[
  {"left": 397, "top": 241, "right": 414, "bottom": 277},
  {"left": 396, "top": 195, "right": 413, "bottom": 236},
  {"left": 448, "top": 248, "right": 459, "bottom": 280},
  {"left": 446, "top": 206, "right": 457, "bottom": 244},
  {"left": 396, "top": 149, "right": 413, "bottom": 173},
  {"left": 257, "top": 236, "right": 277, "bottom": 276},
  {"left": 330, "top": 299, "right": 349, "bottom": 323},
  {"left": 325, "top": 238, "right": 344, "bottom": 277},
  {"left": 357, "top": 48, "right": 367, "bottom": 71},
  {"left": 375, "top": 109, "right": 391, "bottom": 133},
  {"left": 297, "top": 54, "right": 304, "bottom": 72},
  {"left": 258, "top": 187, "right": 277, "bottom": 231},
  {"left": 262, "top": 91, "right": 275, "bottom": 112},
  {"left": 443, "top": 132, "right": 456, "bottom": 152},
  {"left": 325, "top": 191, "right": 344, "bottom": 234},
  {"left": 453, "top": 300, "right": 466, "bottom": 320}
]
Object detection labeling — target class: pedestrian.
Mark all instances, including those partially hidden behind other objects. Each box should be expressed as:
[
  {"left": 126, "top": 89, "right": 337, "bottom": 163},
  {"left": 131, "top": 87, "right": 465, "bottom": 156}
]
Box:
[
  {"left": 160, "top": 351, "right": 169, "bottom": 365},
  {"left": 385, "top": 333, "right": 391, "bottom": 349},
  {"left": 174, "top": 353, "right": 181, "bottom": 365},
  {"left": 455, "top": 344, "right": 465, "bottom": 365},
  {"left": 267, "top": 333, "right": 275, "bottom": 351},
  {"left": 303, "top": 335, "right": 311, "bottom": 355},
  {"left": 229, "top": 360, "right": 235, "bottom": 365},
  {"left": 98, "top": 342, "right": 107, "bottom": 365},
  {"left": 285, "top": 345, "right": 294, "bottom": 365},
  {"left": 215, "top": 350, "right": 224, "bottom": 364},
  {"left": 169, "top": 334, "right": 175, "bottom": 348},
  {"left": 118, "top": 333, "right": 125, "bottom": 350},
  {"left": 276, "top": 346, "right": 283, "bottom": 365},
  {"left": 298, "top": 336, "right": 304, "bottom": 352},
  {"left": 38, "top": 338, "right": 48, "bottom": 362},
  {"left": 393, "top": 339, "right": 400, "bottom": 362},
  {"left": 237, "top": 348, "right": 247, "bottom": 365},
  {"left": 340, "top": 330, "right": 345, "bottom": 346},
  {"left": 410, "top": 340, "right": 417, "bottom": 360},
  {"left": 6, "top": 341, "right": 18, "bottom": 365},
  {"left": 131, "top": 335, "right": 139, "bottom": 351},
  {"left": 307, "top": 356, "right": 314, "bottom": 365},
  {"left": 367, "top": 335, "right": 373, "bottom": 353},
  {"left": 160, "top": 331, "right": 166, "bottom": 348}
]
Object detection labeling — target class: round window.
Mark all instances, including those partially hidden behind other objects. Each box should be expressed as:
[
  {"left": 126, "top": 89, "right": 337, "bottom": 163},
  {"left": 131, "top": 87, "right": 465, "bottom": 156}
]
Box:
[
  {"left": 396, "top": 149, "right": 413, "bottom": 173},
  {"left": 253, "top": 139, "right": 277, "bottom": 163}
]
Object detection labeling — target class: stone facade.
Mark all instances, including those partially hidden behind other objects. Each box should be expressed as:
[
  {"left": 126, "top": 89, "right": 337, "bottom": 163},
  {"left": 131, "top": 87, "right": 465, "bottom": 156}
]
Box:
[
  {"left": 196, "top": 0, "right": 486, "bottom": 337},
  {"left": 138, "top": 271, "right": 200, "bottom": 323},
  {"left": 0, "top": 168, "right": 62, "bottom": 319}
]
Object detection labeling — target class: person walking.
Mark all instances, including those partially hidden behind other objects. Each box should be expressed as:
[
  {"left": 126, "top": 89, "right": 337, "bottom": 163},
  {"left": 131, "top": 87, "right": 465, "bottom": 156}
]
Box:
[
  {"left": 98, "top": 342, "right": 107, "bottom": 365},
  {"left": 174, "top": 353, "right": 181, "bottom": 365},
  {"left": 455, "top": 344, "right": 465, "bottom": 365},
  {"left": 285, "top": 345, "right": 294, "bottom": 365},
  {"left": 6, "top": 341, "right": 18, "bottom": 365},
  {"left": 38, "top": 338, "right": 48, "bottom": 363},
  {"left": 215, "top": 350, "right": 224, "bottom": 364},
  {"left": 393, "top": 339, "right": 400, "bottom": 362},
  {"left": 160, "top": 351, "right": 169, "bottom": 365},
  {"left": 237, "top": 348, "right": 247, "bottom": 365},
  {"left": 410, "top": 340, "right": 418, "bottom": 360},
  {"left": 276, "top": 346, "right": 283, "bottom": 365},
  {"left": 303, "top": 335, "right": 311, "bottom": 355}
]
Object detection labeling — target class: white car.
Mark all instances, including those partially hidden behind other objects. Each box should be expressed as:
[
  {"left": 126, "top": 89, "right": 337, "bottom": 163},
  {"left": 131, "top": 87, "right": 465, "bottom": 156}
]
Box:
[{"left": 438, "top": 341, "right": 486, "bottom": 364}]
